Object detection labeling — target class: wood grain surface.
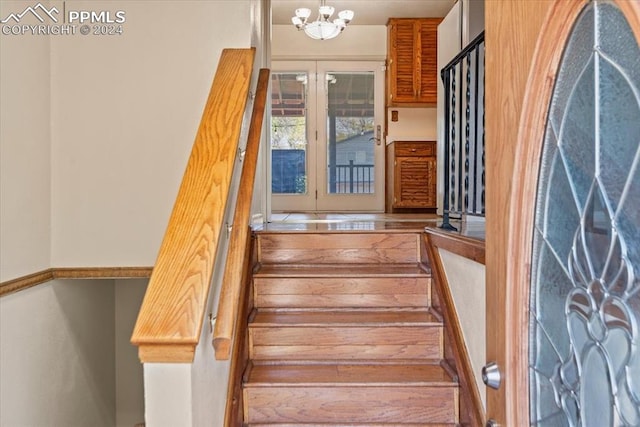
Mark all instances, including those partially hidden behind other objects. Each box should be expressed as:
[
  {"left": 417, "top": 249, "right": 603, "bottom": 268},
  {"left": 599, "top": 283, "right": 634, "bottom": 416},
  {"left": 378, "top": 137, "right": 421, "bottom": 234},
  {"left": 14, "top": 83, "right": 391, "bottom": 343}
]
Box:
[
  {"left": 131, "top": 48, "right": 255, "bottom": 363},
  {"left": 213, "top": 68, "right": 270, "bottom": 360}
]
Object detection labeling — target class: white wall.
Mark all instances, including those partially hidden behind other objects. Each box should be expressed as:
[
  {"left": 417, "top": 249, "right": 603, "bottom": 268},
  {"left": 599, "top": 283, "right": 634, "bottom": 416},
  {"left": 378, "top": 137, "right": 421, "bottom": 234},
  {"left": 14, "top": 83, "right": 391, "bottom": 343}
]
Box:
[
  {"left": 463, "top": 0, "right": 485, "bottom": 45},
  {"left": 0, "top": 279, "right": 116, "bottom": 426},
  {"left": 438, "top": 248, "right": 486, "bottom": 409},
  {"left": 252, "top": 0, "right": 272, "bottom": 224},
  {"left": 0, "top": 278, "right": 149, "bottom": 426},
  {"left": 115, "top": 279, "right": 148, "bottom": 427},
  {"left": 136, "top": 2, "right": 258, "bottom": 426},
  {"left": 272, "top": 24, "right": 386, "bottom": 60},
  {"left": 386, "top": 107, "right": 438, "bottom": 141},
  {"left": 2, "top": 1, "right": 260, "bottom": 425},
  {"left": 50, "top": 0, "right": 257, "bottom": 268},
  {"left": 0, "top": 0, "right": 51, "bottom": 282},
  {"left": 1, "top": 0, "right": 266, "bottom": 270}
]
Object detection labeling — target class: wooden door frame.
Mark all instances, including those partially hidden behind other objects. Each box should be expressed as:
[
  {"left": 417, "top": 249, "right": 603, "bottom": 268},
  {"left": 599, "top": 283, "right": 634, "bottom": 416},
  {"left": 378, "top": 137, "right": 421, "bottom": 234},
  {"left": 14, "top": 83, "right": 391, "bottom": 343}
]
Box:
[{"left": 487, "top": 0, "right": 640, "bottom": 425}]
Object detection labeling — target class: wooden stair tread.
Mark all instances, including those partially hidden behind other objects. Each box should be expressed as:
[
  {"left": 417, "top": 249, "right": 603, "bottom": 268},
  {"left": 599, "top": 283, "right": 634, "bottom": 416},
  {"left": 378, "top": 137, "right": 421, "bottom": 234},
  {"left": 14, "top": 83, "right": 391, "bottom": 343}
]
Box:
[
  {"left": 254, "top": 226, "right": 434, "bottom": 234},
  {"left": 254, "top": 263, "right": 430, "bottom": 278},
  {"left": 250, "top": 310, "right": 441, "bottom": 327},
  {"left": 245, "top": 363, "right": 456, "bottom": 387}
]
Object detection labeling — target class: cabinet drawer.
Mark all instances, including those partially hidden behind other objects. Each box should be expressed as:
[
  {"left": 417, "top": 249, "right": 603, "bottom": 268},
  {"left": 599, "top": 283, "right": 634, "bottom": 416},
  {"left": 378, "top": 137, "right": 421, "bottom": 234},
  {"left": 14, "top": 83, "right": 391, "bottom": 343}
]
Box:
[{"left": 394, "top": 142, "right": 435, "bottom": 157}]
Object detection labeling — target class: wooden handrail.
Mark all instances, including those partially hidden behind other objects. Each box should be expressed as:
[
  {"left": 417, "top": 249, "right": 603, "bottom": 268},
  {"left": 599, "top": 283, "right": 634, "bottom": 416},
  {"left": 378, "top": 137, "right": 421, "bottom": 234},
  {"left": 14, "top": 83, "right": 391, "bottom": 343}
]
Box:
[
  {"left": 213, "top": 68, "right": 270, "bottom": 360},
  {"left": 131, "top": 48, "right": 255, "bottom": 363}
]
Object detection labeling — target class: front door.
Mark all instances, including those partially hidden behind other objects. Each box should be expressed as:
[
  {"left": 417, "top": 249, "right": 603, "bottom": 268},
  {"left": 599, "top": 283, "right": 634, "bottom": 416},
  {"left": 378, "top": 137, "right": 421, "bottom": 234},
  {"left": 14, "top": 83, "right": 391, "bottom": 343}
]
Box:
[
  {"left": 486, "top": 0, "right": 640, "bottom": 425},
  {"left": 270, "top": 61, "right": 385, "bottom": 212}
]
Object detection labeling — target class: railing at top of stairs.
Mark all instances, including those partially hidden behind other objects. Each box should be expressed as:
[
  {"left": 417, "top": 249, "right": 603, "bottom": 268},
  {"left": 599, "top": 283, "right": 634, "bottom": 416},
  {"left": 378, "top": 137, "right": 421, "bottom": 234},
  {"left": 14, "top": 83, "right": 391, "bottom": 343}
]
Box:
[{"left": 440, "top": 32, "right": 485, "bottom": 231}]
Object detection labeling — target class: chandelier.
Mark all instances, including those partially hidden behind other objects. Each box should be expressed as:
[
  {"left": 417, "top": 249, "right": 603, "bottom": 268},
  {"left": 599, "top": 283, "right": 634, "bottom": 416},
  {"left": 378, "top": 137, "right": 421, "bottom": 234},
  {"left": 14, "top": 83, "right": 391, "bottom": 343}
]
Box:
[{"left": 291, "top": 1, "right": 354, "bottom": 40}]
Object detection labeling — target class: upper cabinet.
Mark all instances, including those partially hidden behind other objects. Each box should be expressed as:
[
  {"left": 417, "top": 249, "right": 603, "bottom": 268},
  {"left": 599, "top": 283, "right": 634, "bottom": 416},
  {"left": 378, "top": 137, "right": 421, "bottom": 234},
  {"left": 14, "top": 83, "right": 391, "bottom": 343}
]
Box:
[{"left": 387, "top": 18, "right": 442, "bottom": 106}]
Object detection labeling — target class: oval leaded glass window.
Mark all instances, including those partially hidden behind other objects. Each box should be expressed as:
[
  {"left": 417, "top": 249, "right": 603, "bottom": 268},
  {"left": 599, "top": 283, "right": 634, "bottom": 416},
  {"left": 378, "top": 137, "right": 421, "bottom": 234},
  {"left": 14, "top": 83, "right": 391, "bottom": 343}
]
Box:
[{"left": 530, "top": 1, "right": 640, "bottom": 426}]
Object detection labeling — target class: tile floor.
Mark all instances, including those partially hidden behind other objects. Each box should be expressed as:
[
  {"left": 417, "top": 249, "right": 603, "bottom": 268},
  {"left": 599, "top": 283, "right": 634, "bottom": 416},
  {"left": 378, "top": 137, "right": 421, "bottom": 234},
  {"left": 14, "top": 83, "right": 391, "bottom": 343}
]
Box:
[{"left": 254, "top": 212, "right": 485, "bottom": 240}]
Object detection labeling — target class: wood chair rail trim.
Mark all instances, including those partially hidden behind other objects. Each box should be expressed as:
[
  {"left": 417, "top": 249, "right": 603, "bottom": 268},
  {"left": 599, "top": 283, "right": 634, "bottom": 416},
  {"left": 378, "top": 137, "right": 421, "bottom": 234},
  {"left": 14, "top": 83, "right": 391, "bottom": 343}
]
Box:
[
  {"left": 131, "top": 48, "right": 256, "bottom": 364},
  {"left": 0, "top": 267, "right": 153, "bottom": 297},
  {"left": 424, "top": 227, "right": 485, "bottom": 265}
]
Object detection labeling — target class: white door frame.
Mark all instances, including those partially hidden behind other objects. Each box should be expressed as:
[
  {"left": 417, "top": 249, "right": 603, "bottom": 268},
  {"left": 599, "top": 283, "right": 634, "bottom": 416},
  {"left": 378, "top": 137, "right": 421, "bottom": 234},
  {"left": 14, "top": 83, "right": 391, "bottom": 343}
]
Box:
[{"left": 270, "top": 60, "right": 385, "bottom": 212}]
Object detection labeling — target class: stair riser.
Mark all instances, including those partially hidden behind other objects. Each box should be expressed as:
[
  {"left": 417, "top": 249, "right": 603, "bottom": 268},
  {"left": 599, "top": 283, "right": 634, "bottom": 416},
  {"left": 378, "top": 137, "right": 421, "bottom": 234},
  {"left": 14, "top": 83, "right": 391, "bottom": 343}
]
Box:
[
  {"left": 254, "top": 277, "right": 430, "bottom": 309},
  {"left": 257, "top": 233, "right": 420, "bottom": 264},
  {"left": 255, "top": 294, "right": 429, "bottom": 309},
  {"left": 244, "top": 386, "right": 458, "bottom": 424},
  {"left": 250, "top": 344, "right": 442, "bottom": 361},
  {"left": 250, "top": 326, "right": 442, "bottom": 360},
  {"left": 251, "top": 326, "right": 439, "bottom": 344}
]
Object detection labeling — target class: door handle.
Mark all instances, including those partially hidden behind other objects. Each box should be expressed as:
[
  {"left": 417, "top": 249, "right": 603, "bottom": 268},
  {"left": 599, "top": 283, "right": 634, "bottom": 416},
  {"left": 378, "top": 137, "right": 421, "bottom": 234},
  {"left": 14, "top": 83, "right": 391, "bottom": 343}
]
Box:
[
  {"left": 482, "top": 361, "right": 502, "bottom": 390},
  {"left": 369, "top": 124, "right": 383, "bottom": 146}
]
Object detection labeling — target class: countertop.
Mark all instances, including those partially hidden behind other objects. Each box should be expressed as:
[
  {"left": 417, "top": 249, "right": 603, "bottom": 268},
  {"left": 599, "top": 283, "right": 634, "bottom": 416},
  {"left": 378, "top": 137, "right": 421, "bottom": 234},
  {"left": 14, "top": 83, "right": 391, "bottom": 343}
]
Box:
[{"left": 385, "top": 136, "right": 435, "bottom": 145}]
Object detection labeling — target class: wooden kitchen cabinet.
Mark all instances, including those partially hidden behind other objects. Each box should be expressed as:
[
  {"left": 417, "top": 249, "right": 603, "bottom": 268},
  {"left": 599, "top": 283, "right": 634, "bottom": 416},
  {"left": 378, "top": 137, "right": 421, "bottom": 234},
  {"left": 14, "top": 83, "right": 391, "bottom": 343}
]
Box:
[
  {"left": 386, "top": 141, "right": 437, "bottom": 211},
  {"left": 387, "top": 18, "right": 442, "bottom": 106}
]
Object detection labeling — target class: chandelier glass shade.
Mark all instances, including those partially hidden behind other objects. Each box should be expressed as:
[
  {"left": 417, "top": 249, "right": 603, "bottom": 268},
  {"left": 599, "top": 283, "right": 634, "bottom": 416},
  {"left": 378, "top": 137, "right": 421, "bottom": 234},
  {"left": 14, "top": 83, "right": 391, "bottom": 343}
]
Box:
[{"left": 291, "top": 1, "right": 354, "bottom": 40}]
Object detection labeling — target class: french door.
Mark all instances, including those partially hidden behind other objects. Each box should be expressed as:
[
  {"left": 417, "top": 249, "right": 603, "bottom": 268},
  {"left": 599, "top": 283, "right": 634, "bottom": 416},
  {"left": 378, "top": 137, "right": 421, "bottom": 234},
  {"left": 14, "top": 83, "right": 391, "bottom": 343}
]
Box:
[{"left": 270, "top": 61, "right": 385, "bottom": 212}]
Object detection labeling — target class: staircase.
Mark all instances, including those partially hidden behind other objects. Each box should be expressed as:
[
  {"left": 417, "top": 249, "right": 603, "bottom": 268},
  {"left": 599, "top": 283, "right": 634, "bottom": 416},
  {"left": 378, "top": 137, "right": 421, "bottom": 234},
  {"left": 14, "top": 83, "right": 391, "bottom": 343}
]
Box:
[{"left": 242, "top": 230, "right": 459, "bottom": 426}]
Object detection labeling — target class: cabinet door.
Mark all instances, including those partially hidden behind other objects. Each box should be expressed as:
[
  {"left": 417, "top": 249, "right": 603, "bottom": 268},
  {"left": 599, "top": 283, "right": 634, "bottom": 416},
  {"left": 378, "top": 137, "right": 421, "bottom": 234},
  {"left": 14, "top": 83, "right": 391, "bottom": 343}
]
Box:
[
  {"left": 417, "top": 19, "right": 440, "bottom": 104},
  {"left": 388, "top": 19, "right": 419, "bottom": 104},
  {"left": 387, "top": 18, "right": 441, "bottom": 106},
  {"left": 394, "top": 156, "right": 437, "bottom": 208}
]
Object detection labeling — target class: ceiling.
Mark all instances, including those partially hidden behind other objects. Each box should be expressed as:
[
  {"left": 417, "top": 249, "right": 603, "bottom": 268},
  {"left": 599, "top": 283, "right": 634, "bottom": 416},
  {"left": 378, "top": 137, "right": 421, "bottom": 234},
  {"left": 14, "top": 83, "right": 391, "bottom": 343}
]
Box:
[{"left": 271, "top": 0, "right": 456, "bottom": 25}]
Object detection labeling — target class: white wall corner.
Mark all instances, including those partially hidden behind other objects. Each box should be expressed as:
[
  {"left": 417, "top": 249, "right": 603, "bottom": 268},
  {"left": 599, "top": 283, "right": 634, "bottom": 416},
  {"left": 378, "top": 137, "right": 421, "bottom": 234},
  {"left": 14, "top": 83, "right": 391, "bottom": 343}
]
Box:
[
  {"left": 143, "top": 363, "right": 193, "bottom": 427},
  {"left": 438, "top": 248, "right": 486, "bottom": 409}
]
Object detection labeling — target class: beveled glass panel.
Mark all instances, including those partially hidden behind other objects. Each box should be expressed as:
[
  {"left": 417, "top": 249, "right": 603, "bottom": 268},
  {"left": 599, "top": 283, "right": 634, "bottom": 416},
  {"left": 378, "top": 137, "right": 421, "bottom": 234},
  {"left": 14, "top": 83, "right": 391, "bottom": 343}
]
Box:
[
  {"left": 532, "top": 235, "right": 573, "bottom": 363},
  {"left": 535, "top": 126, "right": 559, "bottom": 234},
  {"left": 530, "top": 2, "right": 640, "bottom": 426},
  {"left": 542, "top": 152, "right": 581, "bottom": 263},
  {"left": 598, "top": 58, "right": 640, "bottom": 213},
  {"left": 597, "top": 3, "right": 640, "bottom": 95},
  {"left": 557, "top": 58, "right": 595, "bottom": 213},
  {"left": 549, "top": 6, "right": 594, "bottom": 134},
  {"left": 615, "top": 162, "right": 640, "bottom": 276}
]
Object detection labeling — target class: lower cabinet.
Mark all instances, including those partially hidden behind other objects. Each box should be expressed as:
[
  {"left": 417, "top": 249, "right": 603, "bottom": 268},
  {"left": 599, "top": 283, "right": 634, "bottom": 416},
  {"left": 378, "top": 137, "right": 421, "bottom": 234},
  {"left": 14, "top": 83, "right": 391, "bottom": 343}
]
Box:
[{"left": 386, "top": 141, "right": 437, "bottom": 211}]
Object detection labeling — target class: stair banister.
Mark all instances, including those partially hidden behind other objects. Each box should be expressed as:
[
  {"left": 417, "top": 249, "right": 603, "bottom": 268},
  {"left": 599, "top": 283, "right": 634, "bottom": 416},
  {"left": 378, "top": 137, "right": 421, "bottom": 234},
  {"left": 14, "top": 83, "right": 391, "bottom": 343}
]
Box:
[
  {"left": 131, "top": 48, "right": 255, "bottom": 363},
  {"left": 440, "top": 32, "right": 485, "bottom": 230},
  {"left": 213, "top": 68, "right": 270, "bottom": 360}
]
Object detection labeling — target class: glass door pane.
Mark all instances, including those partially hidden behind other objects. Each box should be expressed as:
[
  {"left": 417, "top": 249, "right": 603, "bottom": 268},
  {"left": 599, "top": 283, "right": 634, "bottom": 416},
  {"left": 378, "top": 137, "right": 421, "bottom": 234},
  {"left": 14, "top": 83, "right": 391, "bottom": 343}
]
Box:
[
  {"left": 270, "top": 63, "right": 317, "bottom": 212},
  {"left": 326, "top": 72, "right": 375, "bottom": 195},
  {"left": 271, "top": 72, "right": 308, "bottom": 195},
  {"left": 317, "top": 62, "right": 385, "bottom": 212}
]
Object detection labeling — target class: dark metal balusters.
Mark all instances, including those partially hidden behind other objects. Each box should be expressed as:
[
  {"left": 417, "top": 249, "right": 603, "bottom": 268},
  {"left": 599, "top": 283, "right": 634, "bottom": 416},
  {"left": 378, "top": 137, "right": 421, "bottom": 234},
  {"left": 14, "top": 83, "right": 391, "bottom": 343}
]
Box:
[{"left": 440, "top": 31, "right": 485, "bottom": 230}]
